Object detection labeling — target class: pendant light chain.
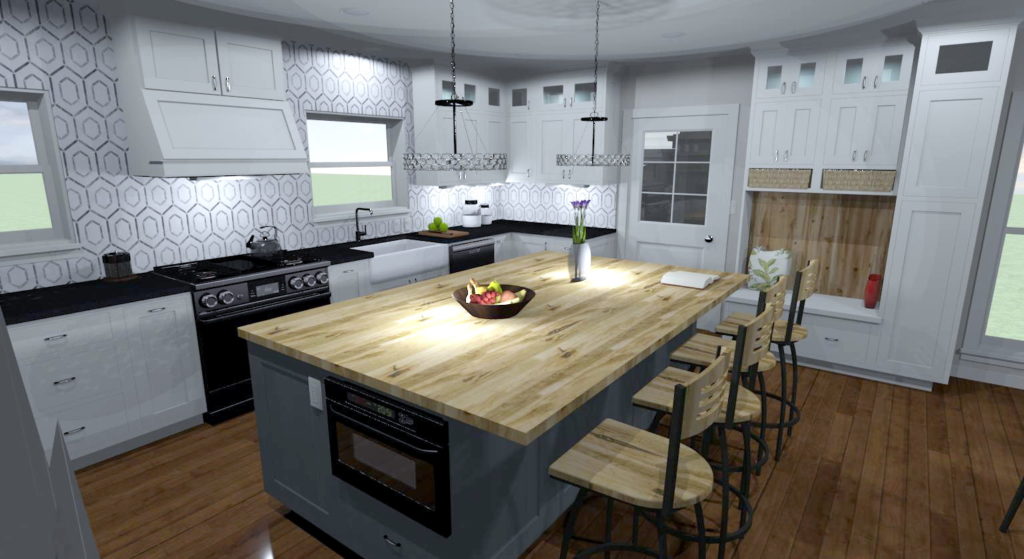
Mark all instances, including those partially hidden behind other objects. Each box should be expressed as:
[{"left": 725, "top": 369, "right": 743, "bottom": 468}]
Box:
[
  {"left": 449, "top": 0, "right": 458, "bottom": 154},
  {"left": 592, "top": 0, "right": 599, "bottom": 117}
]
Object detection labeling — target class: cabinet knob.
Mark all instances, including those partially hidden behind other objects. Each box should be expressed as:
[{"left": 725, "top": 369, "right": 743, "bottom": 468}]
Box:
[
  {"left": 704, "top": 235, "right": 714, "bottom": 243},
  {"left": 211, "top": 75, "right": 218, "bottom": 91}
]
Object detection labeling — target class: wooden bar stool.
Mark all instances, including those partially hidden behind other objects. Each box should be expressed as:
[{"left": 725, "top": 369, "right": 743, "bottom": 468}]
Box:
[
  {"left": 635, "top": 307, "right": 775, "bottom": 557},
  {"left": 716, "top": 261, "right": 818, "bottom": 460},
  {"left": 549, "top": 351, "right": 732, "bottom": 559}
]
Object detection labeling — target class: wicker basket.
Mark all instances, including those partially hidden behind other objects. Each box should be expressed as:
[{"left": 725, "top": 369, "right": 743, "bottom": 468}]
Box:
[
  {"left": 821, "top": 169, "right": 896, "bottom": 192},
  {"left": 747, "top": 168, "right": 812, "bottom": 189}
]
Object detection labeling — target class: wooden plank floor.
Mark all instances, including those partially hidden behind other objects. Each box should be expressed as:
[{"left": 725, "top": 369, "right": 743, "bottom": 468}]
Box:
[{"left": 78, "top": 367, "right": 1024, "bottom": 558}]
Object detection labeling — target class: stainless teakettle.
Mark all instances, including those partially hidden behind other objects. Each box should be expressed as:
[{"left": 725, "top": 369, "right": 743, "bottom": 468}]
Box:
[{"left": 246, "top": 225, "right": 282, "bottom": 256}]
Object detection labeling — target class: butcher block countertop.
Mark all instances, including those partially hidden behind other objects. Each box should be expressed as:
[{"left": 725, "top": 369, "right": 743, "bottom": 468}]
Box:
[{"left": 238, "top": 252, "right": 746, "bottom": 445}]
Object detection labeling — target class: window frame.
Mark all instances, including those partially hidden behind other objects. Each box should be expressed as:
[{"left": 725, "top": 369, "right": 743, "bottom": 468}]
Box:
[
  {"left": 0, "top": 87, "right": 77, "bottom": 259},
  {"left": 305, "top": 111, "right": 409, "bottom": 223},
  {"left": 962, "top": 90, "right": 1024, "bottom": 364}
]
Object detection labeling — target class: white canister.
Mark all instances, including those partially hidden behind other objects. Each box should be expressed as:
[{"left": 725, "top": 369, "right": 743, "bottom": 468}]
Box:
[
  {"left": 462, "top": 199, "right": 480, "bottom": 216},
  {"left": 480, "top": 204, "right": 493, "bottom": 226},
  {"left": 463, "top": 214, "right": 482, "bottom": 228}
]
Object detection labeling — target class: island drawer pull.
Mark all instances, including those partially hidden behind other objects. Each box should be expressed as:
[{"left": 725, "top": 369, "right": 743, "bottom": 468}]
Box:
[
  {"left": 824, "top": 336, "right": 840, "bottom": 342},
  {"left": 383, "top": 535, "right": 402, "bottom": 548},
  {"left": 148, "top": 307, "right": 166, "bottom": 313},
  {"left": 63, "top": 426, "right": 86, "bottom": 436},
  {"left": 44, "top": 334, "right": 68, "bottom": 342},
  {"left": 53, "top": 376, "right": 77, "bottom": 385}
]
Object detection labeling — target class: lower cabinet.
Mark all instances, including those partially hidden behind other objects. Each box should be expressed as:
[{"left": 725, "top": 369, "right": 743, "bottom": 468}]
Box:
[
  {"left": 328, "top": 261, "right": 370, "bottom": 303},
  {"left": 9, "top": 293, "right": 205, "bottom": 464},
  {"left": 514, "top": 233, "right": 617, "bottom": 258},
  {"left": 367, "top": 267, "right": 449, "bottom": 292}
]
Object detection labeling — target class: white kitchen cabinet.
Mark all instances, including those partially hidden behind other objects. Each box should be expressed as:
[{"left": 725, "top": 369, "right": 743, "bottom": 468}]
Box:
[
  {"left": 328, "top": 260, "right": 370, "bottom": 303},
  {"left": 9, "top": 294, "right": 205, "bottom": 463},
  {"left": 508, "top": 116, "right": 534, "bottom": 181},
  {"left": 134, "top": 19, "right": 220, "bottom": 95},
  {"left": 367, "top": 267, "right": 449, "bottom": 292},
  {"left": 832, "top": 44, "right": 915, "bottom": 94},
  {"left": 747, "top": 100, "right": 820, "bottom": 167},
  {"left": 518, "top": 234, "right": 549, "bottom": 255},
  {"left": 822, "top": 94, "right": 907, "bottom": 169},
  {"left": 538, "top": 115, "right": 571, "bottom": 183},
  {"left": 214, "top": 31, "right": 286, "bottom": 100},
  {"left": 754, "top": 54, "right": 827, "bottom": 99},
  {"left": 494, "top": 234, "right": 515, "bottom": 262},
  {"left": 134, "top": 18, "right": 284, "bottom": 100},
  {"left": 514, "top": 234, "right": 617, "bottom": 258},
  {"left": 122, "top": 295, "right": 204, "bottom": 433}
]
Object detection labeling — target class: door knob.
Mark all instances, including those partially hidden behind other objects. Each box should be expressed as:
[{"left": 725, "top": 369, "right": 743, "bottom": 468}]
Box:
[{"left": 704, "top": 235, "right": 714, "bottom": 243}]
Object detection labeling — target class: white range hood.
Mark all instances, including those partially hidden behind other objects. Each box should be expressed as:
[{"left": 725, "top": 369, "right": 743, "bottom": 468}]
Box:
[{"left": 112, "top": 15, "right": 308, "bottom": 177}]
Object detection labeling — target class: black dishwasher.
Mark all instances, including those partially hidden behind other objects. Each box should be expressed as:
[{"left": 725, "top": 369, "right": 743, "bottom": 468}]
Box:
[{"left": 448, "top": 238, "right": 495, "bottom": 273}]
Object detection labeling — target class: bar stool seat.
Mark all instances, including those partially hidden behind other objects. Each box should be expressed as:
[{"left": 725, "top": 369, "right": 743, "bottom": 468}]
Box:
[
  {"left": 634, "top": 367, "right": 762, "bottom": 423},
  {"left": 671, "top": 333, "right": 777, "bottom": 373},
  {"left": 550, "top": 418, "right": 714, "bottom": 509},
  {"left": 715, "top": 314, "right": 808, "bottom": 343}
]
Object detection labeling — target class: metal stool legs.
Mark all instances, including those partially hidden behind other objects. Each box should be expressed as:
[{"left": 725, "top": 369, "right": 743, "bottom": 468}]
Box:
[{"left": 1001, "top": 476, "right": 1024, "bottom": 532}]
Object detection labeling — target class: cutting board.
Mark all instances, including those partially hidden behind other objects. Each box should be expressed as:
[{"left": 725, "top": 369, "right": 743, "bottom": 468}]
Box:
[{"left": 418, "top": 230, "right": 469, "bottom": 239}]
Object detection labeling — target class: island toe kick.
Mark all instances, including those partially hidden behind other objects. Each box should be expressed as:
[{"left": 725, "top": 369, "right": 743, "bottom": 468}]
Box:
[{"left": 247, "top": 326, "right": 697, "bottom": 559}]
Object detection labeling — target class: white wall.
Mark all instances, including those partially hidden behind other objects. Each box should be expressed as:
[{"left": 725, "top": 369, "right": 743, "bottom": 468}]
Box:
[{"left": 616, "top": 52, "right": 756, "bottom": 270}]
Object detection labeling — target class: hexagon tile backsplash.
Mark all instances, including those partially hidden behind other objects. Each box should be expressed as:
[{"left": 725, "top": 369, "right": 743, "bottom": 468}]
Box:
[{"left": 0, "top": 0, "right": 617, "bottom": 294}]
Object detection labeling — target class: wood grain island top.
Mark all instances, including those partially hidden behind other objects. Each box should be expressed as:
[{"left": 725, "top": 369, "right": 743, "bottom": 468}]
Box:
[{"left": 238, "top": 252, "right": 746, "bottom": 445}]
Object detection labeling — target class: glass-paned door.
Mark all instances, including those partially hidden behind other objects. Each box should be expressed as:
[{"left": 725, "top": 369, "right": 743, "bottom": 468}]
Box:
[{"left": 640, "top": 131, "right": 711, "bottom": 225}]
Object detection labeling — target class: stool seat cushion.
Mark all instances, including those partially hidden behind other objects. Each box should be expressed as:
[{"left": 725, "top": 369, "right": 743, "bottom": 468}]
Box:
[
  {"left": 549, "top": 418, "right": 714, "bottom": 509},
  {"left": 633, "top": 367, "right": 762, "bottom": 423},
  {"left": 670, "top": 333, "right": 777, "bottom": 372},
  {"left": 715, "top": 313, "right": 808, "bottom": 343}
]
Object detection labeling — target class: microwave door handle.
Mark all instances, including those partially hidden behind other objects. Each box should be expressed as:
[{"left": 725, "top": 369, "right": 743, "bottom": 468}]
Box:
[{"left": 330, "top": 405, "right": 440, "bottom": 456}]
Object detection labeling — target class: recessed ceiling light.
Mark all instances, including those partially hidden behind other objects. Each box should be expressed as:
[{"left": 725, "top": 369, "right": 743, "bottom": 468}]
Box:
[
  {"left": 661, "top": 31, "right": 687, "bottom": 38},
  {"left": 341, "top": 7, "right": 370, "bottom": 16}
]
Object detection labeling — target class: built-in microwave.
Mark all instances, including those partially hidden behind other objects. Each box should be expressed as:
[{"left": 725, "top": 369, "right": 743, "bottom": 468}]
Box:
[{"left": 324, "top": 378, "right": 452, "bottom": 537}]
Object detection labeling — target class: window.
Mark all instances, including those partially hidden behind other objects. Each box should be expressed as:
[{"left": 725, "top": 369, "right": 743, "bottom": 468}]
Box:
[
  {"left": 639, "top": 131, "right": 711, "bottom": 225},
  {"left": 984, "top": 144, "right": 1024, "bottom": 341},
  {"left": 0, "top": 89, "right": 75, "bottom": 257},
  {"left": 306, "top": 112, "right": 408, "bottom": 221}
]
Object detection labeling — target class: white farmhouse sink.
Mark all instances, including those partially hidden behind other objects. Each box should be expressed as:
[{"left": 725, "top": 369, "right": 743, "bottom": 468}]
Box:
[{"left": 353, "top": 239, "right": 449, "bottom": 284}]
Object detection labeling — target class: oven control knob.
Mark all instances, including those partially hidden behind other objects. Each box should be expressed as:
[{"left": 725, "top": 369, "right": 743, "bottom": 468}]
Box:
[
  {"left": 199, "top": 293, "right": 218, "bottom": 309},
  {"left": 289, "top": 276, "right": 304, "bottom": 290},
  {"left": 218, "top": 290, "right": 236, "bottom": 305},
  {"left": 315, "top": 271, "right": 329, "bottom": 285},
  {"left": 303, "top": 274, "right": 317, "bottom": 287}
]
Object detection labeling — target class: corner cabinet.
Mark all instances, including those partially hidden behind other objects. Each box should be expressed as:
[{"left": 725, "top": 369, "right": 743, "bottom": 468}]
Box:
[
  {"left": 9, "top": 294, "right": 205, "bottom": 465},
  {"left": 134, "top": 18, "right": 285, "bottom": 100}
]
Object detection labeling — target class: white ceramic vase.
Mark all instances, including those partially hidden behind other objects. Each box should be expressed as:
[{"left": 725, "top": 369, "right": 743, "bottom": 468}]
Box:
[{"left": 568, "top": 242, "right": 591, "bottom": 282}]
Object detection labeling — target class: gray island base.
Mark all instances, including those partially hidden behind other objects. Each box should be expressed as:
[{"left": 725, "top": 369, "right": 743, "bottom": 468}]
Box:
[{"left": 247, "top": 325, "right": 693, "bottom": 559}]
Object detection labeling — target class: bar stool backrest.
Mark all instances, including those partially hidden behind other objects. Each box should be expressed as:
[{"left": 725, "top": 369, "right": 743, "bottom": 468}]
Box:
[
  {"left": 661, "top": 381, "right": 693, "bottom": 516},
  {"left": 783, "top": 259, "right": 819, "bottom": 340},
  {"left": 756, "top": 274, "right": 788, "bottom": 324},
  {"left": 723, "top": 305, "right": 774, "bottom": 426},
  {"left": 679, "top": 349, "right": 732, "bottom": 440}
]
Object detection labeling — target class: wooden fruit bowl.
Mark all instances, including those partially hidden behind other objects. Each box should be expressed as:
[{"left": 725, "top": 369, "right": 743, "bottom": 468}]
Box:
[{"left": 452, "top": 285, "right": 536, "bottom": 319}]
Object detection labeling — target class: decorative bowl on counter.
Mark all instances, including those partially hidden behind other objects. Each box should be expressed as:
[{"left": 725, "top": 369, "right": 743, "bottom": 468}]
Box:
[{"left": 453, "top": 285, "right": 536, "bottom": 319}]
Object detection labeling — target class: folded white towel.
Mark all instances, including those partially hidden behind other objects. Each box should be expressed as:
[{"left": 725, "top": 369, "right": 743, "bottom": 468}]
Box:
[{"left": 661, "top": 270, "right": 719, "bottom": 289}]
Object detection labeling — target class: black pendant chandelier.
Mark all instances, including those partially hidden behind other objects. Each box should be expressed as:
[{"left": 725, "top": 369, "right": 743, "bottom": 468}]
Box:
[
  {"left": 556, "top": 0, "right": 630, "bottom": 168},
  {"left": 403, "top": 0, "right": 508, "bottom": 173}
]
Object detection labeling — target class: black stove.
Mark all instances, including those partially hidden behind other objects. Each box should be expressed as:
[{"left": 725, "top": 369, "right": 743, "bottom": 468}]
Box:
[{"left": 153, "top": 251, "right": 332, "bottom": 424}]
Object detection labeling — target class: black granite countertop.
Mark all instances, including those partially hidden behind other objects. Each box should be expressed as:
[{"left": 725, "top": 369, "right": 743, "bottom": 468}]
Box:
[
  {"left": 0, "top": 273, "right": 192, "bottom": 325},
  {"left": 0, "top": 221, "right": 616, "bottom": 324},
  {"left": 298, "top": 220, "right": 616, "bottom": 264}
]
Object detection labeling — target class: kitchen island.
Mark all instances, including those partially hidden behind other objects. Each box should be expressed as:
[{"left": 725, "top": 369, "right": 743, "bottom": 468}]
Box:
[{"left": 238, "top": 252, "right": 744, "bottom": 558}]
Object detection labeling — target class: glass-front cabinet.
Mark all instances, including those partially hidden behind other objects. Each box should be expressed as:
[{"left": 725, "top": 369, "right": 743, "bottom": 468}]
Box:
[
  {"left": 832, "top": 44, "right": 914, "bottom": 93},
  {"left": 755, "top": 54, "right": 826, "bottom": 98}
]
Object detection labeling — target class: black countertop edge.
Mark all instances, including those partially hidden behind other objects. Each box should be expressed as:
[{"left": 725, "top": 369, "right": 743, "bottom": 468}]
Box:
[
  {"left": 299, "top": 220, "right": 617, "bottom": 265},
  {"left": 0, "top": 272, "right": 192, "bottom": 326},
  {"left": 0, "top": 221, "right": 616, "bottom": 325}
]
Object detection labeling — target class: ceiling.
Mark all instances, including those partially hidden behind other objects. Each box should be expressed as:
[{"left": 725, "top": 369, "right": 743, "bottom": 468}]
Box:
[{"left": 180, "top": 0, "right": 935, "bottom": 62}]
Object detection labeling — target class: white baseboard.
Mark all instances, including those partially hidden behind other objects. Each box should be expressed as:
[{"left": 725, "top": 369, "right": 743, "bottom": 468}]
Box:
[
  {"left": 953, "top": 356, "right": 1024, "bottom": 390},
  {"left": 792, "top": 355, "right": 933, "bottom": 391}
]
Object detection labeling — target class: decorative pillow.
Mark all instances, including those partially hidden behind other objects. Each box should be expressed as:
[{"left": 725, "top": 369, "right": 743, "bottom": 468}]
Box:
[{"left": 747, "top": 247, "right": 791, "bottom": 291}]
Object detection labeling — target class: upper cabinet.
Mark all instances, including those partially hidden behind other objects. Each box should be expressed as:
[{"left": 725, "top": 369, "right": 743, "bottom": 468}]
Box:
[
  {"left": 747, "top": 100, "right": 820, "bottom": 167},
  {"left": 754, "top": 54, "right": 827, "bottom": 99},
  {"left": 822, "top": 94, "right": 907, "bottom": 169},
  {"left": 832, "top": 44, "right": 914, "bottom": 94},
  {"left": 135, "top": 19, "right": 285, "bottom": 100}
]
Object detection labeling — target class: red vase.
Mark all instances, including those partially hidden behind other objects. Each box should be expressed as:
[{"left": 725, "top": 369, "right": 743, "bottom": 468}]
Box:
[{"left": 864, "top": 274, "right": 881, "bottom": 309}]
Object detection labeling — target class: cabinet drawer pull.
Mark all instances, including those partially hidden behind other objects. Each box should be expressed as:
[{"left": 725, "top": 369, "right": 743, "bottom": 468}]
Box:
[
  {"left": 824, "top": 337, "right": 840, "bottom": 342},
  {"left": 863, "top": 150, "right": 870, "bottom": 162},
  {"left": 861, "top": 76, "right": 867, "bottom": 89},
  {"left": 211, "top": 75, "right": 218, "bottom": 91},
  {"left": 791, "top": 80, "right": 797, "bottom": 93},
  {"left": 774, "top": 149, "right": 779, "bottom": 163},
  {"left": 873, "top": 75, "right": 880, "bottom": 89},
  {"left": 53, "top": 376, "right": 77, "bottom": 386},
  {"left": 383, "top": 535, "right": 402, "bottom": 548},
  {"left": 783, "top": 149, "right": 789, "bottom": 162},
  {"left": 44, "top": 334, "right": 67, "bottom": 342},
  {"left": 63, "top": 426, "right": 86, "bottom": 436},
  {"left": 147, "top": 307, "right": 166, "bottom": 313},
  {"left": 780, "top": 82, "right": 787, "bottom": 94},
  {"left": 225, "top": 76, "right": 232, "bottom": 92},
  {"left": 341, "top": 269, "right": 354, "bottom": 274},
  {"left": 852, "top": 150, "right": 858, "bottom": 162}
]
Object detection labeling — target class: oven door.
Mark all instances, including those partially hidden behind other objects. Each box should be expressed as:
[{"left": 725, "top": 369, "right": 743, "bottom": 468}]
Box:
[
  {"left": 195, "top": 291, "right": 330, "bottom": 423},
  {"left": 327, "top": 403, "right": 452, "bottom": 536}
]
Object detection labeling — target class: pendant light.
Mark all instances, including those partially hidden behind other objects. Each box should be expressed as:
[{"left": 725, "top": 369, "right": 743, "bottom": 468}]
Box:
[
  {"left": 556, "top": 0, "right": 630, "bottom": 168},
  {"left": 404, "top": 0, "right": 507, "bottom": 173}
]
